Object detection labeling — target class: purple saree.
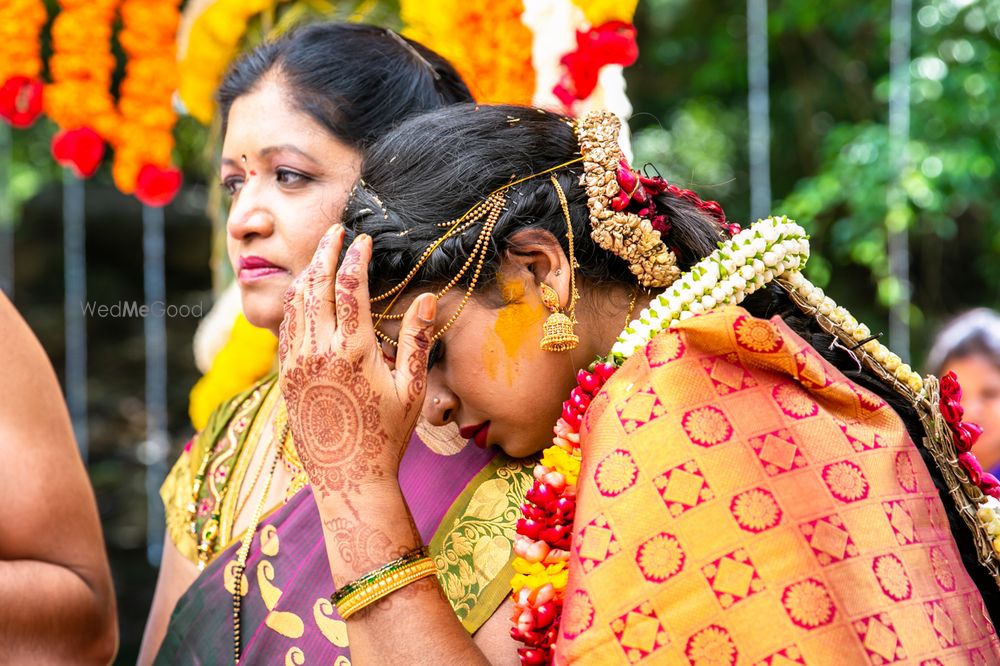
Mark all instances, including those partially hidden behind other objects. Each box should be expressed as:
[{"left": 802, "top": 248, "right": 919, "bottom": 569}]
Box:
[{"left": 155, "top": 433, "right": 527, "bottom": 664}]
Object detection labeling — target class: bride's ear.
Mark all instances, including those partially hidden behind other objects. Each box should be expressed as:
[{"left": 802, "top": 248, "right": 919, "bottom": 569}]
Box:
[{"left": 501, "top": 229, "right": 574, "bottom": 308}]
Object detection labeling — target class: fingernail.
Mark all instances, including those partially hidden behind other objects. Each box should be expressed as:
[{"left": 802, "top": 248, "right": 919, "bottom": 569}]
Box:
[{"left": 417, "top": 294, "right": 437, "bottom": 324}]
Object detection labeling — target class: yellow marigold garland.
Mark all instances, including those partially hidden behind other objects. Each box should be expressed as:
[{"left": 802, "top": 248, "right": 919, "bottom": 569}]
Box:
[
  {"left": 511, "top": 560, "right": 568, "bottom": 596},
  {"left": 113, "top": 0, "right": 182, "bottom": 195},
  {"left": 0, "top": 0, "right": 47, "bottom": 85},
  {"left": 400, "top": 0, "right": 535, "bottom": 104},
  {"left": 178, "top": 0, "right": 282, "bottom": 124},
  {"left": 45, "top": 0, "right": 120, "bottom": 138},
  {"left": 188, "top": 313, "right": 278, "bottom": 430}
]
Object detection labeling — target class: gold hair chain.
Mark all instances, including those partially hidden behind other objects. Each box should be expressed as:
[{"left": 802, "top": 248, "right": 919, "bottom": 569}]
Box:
[{"left": 369, "top": 157, "right": 585, "bottom": 347}]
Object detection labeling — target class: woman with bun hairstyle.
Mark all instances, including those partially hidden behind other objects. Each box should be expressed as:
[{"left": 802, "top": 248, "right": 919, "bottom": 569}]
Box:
[{"left": 280, "top": 103, "right": 1000, "bottom": 664}]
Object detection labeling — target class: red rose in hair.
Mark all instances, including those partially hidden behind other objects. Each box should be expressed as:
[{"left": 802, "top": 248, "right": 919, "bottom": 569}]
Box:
[
  {"left": 954, "top": 421, "right": 983, "bottom": 453},
  {"left": 940, "top": 371, "right": 963, "bottom": 402}
]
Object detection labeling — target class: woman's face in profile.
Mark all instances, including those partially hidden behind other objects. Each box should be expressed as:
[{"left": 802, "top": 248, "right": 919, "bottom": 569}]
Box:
[
  {"left": 378, "top": 272, "right": 588, "bottom": 460},
  {"left": 945, "top": 354, "right": 1000, "bottom": 468},
  {"left": 220, "top": 75, "right": 362, "bottom": 333}
]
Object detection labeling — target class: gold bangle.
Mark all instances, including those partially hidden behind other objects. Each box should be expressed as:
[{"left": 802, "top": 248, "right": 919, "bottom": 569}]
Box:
[
  {"left": 336, "top": 557, "right": 437, "bottom": 620},
  {"left": 332, "top": 546, "right": 428, "bottom": 605}
]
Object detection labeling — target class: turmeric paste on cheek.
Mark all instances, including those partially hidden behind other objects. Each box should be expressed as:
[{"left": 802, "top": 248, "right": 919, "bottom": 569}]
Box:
[{"left": 485, "top": 277, "right": 546, "bottom": 385}]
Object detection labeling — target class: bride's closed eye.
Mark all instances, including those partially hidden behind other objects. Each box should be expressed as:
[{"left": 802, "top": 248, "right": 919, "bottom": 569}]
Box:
[{"left": 427, "top": 339, "right": 444, "bottom": 370}]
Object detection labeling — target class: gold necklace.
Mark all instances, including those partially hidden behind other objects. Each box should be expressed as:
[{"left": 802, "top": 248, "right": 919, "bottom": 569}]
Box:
[
  {"left": 232, "top": 406, "right": 290, "bottom": 663},
  {"left": 231, "top": 443, "right": 271, "bottom": 527}
]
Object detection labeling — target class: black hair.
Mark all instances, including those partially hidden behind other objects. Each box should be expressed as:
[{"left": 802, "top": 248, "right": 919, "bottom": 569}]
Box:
[
  {"left": 217, "top": 22, "right": 474, "bottom": 148},
  {"left": 347, "top": 104, "right": 722, "bottom": 299},
  {"left": 926, "top": 308, "right": 1000, "bottom": 376},
  {"left": 345, "top": 103, "right": 1000, "bottom": 619}
]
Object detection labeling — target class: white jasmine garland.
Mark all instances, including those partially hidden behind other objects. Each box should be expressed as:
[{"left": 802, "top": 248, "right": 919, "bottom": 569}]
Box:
[
  {"left": 781, "top": 265, "right": 925, "bottom": 396},
  {"left": 611, "top": 216, "right": 810, "bottom": 359},
  {"left": 978, "top": 496, "right": 1000, "bottom": 557},
  {"left": 607, "top": 216, "right": 927, "bottom": 399}
]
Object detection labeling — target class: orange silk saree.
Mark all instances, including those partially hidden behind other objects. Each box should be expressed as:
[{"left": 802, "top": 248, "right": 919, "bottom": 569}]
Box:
[{"left": 556, "top": 307, "right": 999, "bottom": 664}]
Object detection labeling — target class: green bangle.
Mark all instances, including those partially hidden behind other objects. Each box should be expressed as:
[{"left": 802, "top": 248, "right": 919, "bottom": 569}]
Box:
[{"left": 331, "top": 545, "right": 429, "bottom": 606}]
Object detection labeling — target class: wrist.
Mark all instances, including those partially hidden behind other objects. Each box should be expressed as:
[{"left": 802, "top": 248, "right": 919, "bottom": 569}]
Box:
[{"left": 312, "top": 478, "right": 407, "bottom": 515}]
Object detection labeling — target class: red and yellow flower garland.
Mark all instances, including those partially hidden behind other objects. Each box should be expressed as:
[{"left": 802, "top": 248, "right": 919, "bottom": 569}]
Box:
[
  {"left": 45, "top": 0, "right": 119, "bottom": 178},
  {"left": 44, "top": 0, "right": 182, "bottom": 204},
  {"left": 0, "top": 0, "right": 47, "bottom": 128},
  {"left": 511, "top": 360, "right": 617, "bottom": 666},
  {"left": 115, "top": 0, "right": 183, "bottom": 205}
]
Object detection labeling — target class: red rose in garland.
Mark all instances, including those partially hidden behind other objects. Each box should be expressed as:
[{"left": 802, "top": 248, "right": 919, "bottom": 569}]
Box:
[
  {"left": 554, "top": 21, "right": 638, "bottom": 107},
  {"left": 51, "top": 127, "right": 106, "bottom": 179},
  {"left": 0, "top": 76, "right": 44, "bottom": 128},
  {"left": 135, "top": 164, "right": 182, "bottom": 208}
]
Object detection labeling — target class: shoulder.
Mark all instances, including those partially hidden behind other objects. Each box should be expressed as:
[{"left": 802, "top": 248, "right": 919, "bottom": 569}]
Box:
[
  {"left": 430, "top": 454, "right": 535, "bottom": 633},
  {"left": 0, "top": 294, "right": 67, "bottom": 432}
]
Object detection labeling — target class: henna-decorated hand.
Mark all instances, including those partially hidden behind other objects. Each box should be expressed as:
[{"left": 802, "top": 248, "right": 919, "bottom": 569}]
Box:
[{"left": 278, "top": 226, "right": 436, "bottom": 509}]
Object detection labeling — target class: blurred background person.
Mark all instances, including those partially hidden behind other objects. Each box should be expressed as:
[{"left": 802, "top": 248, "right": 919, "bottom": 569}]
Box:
[{"left": 927, "top": 308, "right": 1000, "bottom": 474}]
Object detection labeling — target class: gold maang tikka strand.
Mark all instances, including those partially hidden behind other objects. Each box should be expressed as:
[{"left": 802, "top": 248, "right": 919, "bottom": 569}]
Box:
[{"left": 372, "top": 192, "right": 504, "bottom": 347}]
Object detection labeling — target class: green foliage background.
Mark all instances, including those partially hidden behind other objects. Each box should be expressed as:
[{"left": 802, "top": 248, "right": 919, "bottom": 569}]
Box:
[{"left": 629, "top": 0, "right": 1000, "bottom": 356}]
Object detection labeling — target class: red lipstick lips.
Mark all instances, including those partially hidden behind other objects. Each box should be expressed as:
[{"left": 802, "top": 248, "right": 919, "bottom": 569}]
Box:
[
  {"left": 238, "top": 255, "right": 285, "bottom": 282},
  {"left": 459, "top": 422, "right": 491, "bottom": 448}
]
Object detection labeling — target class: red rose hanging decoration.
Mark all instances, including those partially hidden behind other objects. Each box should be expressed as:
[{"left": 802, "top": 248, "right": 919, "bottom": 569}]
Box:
[
  {"left": 51, "top": 127, "right": 106, "bottom": 179},
  {"left": 0, "top": 76, "right": 44, "bottom": 128},
  {"left": 554, "top": 21, "right": 638, "bottom": 108},
  {"left": 135, "top": 164, "right": 182, "bottom": 207}
]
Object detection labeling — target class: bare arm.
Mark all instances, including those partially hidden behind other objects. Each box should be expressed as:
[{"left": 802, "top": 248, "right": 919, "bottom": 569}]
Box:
[
  {"left": 137, "top": 534, "right": 201, "bottom": 665},
  {"left": 0, "top": 294, "right": 117, "bottom": 664},
  {"left": 280, "top": 228, "right": 519, "bottom": 664}
]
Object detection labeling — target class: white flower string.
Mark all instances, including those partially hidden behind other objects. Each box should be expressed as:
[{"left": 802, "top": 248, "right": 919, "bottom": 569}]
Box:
[{"left": 611, "top": 216, "right": 810, "bottom": 360}]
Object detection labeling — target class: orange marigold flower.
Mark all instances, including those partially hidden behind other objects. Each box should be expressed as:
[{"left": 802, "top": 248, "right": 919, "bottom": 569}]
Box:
[{"left": 401, "top": 0, "right": 535, "bottom": 104}]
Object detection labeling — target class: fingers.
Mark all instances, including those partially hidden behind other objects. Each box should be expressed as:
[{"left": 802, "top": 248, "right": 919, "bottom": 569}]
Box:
[
  {"left": 302, "top": 225, "right": 346, "bottom": 354},
  {"left": 394, "top": 293, "right": 437, "bottom": 415},
  {"left": 334, "top": 234, "right": 376, "bottom": 350},
  {"left": 279, "top": 271, "right": 305, "bottom": 369}
]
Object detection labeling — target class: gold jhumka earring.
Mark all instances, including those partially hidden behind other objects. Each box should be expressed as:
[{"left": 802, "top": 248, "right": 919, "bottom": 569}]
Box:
[{"left": 539, "top": 176, "right": 580, "bottom": 352}]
